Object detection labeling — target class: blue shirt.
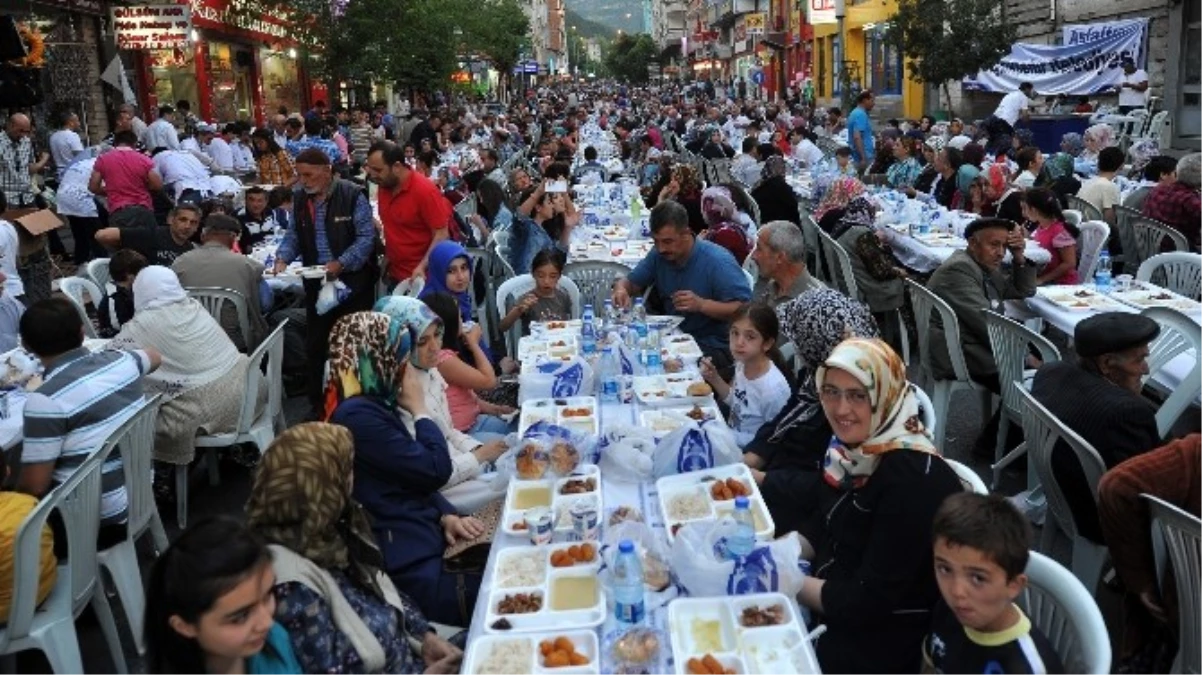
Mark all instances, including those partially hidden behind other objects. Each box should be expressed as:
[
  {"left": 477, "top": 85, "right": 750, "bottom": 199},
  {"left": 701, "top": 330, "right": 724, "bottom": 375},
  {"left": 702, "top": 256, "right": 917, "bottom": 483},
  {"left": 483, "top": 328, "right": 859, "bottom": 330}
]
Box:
[
  {"left": 246, "top": 622, "right": 303, "bottom": 674},
  {"left": 846, "top": 107, "right": 875, "bottom": 164},
  {"left": 275, "top": 189, "right": 375, "bottom": 270},
  {"left": 627, "top": 239, "right": 751, "bottom": 349}
]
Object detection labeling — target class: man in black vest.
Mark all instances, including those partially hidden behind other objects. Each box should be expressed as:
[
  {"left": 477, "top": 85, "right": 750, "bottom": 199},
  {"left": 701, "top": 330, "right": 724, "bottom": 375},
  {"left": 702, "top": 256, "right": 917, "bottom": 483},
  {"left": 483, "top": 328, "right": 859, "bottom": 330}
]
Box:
[{"left": 272, "top": 148, "right": 378, "bottom": 418}]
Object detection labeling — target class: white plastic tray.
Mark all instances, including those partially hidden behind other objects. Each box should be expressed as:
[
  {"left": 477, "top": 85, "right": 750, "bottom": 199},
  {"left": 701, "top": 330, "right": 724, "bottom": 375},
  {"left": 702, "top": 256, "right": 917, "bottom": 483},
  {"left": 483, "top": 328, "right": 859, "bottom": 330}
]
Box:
[
  {"left": 1110, "top": 285, "right": 1202, "bottom": 313},
  {"left": 482, "top": 565, "right": 607, "bottom": 635},
  {"left": 640, "top": 404, "right": 725, "bottom": 437},
  {"left": 519, "top": 396, "right": 599, "bottom": 437},
  {"left": 667, "top": 594, "right": 820, "bottom": 674},
  {"left": 632, "top": 374, "right": 713, "bottom": 407},
  {"left": 656, "top": 464, "right": 776, "bottom": 544},
  {"left": 1037, "top": 286, "right": 1126, "bottom": 312},
  {"left": 501, "top": 465, "right": 603, "bottom": 537},
  {"left": 464, "top": 629, "right": 601, "bottom": 674}
]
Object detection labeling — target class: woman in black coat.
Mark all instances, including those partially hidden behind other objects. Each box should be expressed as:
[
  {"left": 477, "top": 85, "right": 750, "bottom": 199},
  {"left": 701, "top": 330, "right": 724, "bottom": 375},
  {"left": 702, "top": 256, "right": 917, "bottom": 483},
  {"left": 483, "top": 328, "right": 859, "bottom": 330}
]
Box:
[{"left": 750, "top": 156, "right": 802, "bottom": 226}]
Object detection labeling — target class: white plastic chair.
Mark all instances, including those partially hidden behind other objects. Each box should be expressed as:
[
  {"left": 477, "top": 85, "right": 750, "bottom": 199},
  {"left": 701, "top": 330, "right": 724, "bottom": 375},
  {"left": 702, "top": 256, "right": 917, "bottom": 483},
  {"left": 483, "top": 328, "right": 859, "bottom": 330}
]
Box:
[
  {"left": 817, "top": 228, "right": 859, "bottom": 300},
  {"left": 1144, "top": 493, "right": 1201, "bottom": 674},
  {"left": 906, "top": 280, "right": 993, "bottom": 453},
  {"left": 0, "top": 452, "right": 128, "bottom": 673},
  {"left": 1020, "top": 550, "right": 1112, "bottom": 674},
  {"left": 910, "top": 381, "right": 937, "bottom": 436},
  {"left": 1062, "top": 209, "right": 1082, "bottom": 227},
  {"left": 1066, "top": 195, "right": 1103, "bottom": 224},
  {"left": 85, "top": 258, "right": 111, "bottom": 293},
  {"left": 1141, "top": 307, "right": 1202, "bottom": 437},
  {"left": 178, "top": 320, "right": 287, "bottom": 528},
  {"left": 1131, "top": 215, "right": 1190, "bottom": 263},
  {"left": 1016, "top": 386, "right": 1109, "bottom": 596},
  {"left": 563, "top": 261, "right": 632, "bottom": 313},
  {"left": 1076, "top": 220, "right": 1111, "bottom": 283},
  {"left": 799, "top": 213, "right": 822, "bottom": 276},
  {"left": 57, "top": 277, "right": 102, "bottom": 340},
  {"left": 185, "top": 287, "right": 253, "bottom": 352},
  {"left": 95, "top": 395, "right": 166, "bottom": 656},
  {"left": 943, "top": 458, "right": 988, "bottom": 494},
  {"left": 391, "top": 277, "right": 425, "bottom": 297},
  {"left": 983, "top": 310, "right": 1062, "bottom": 489},
  {"left": 1141, "top": 110, "right": 1171, "bottom": 146},
  {"left": 1137, "top": 252, "right": 1202, "bottom": 300},
  {"left": 496, "top": 274, "right": 581, "bottom": 365}
]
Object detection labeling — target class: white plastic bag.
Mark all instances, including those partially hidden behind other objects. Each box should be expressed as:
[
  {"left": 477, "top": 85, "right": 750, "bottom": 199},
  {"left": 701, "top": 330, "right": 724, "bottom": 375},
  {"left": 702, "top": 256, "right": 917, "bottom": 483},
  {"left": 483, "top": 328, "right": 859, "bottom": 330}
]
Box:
[
  {"left": 596, "top": 425, "right": 657, "bottom": 483},
  {"left": 652, "top": 419, "right": 741, "bottom": 479},
  {"left": 518, "top": 357, "right": 595, "bottom": 403},
  {"left": 670, "top": 519, "right": 805, "bottom": 598},
  {"left": 598, "top": 521, "right": 679, "bottom": 612},
  {"left": 315, "top": 279, "right": 349, "bottom": 315}
]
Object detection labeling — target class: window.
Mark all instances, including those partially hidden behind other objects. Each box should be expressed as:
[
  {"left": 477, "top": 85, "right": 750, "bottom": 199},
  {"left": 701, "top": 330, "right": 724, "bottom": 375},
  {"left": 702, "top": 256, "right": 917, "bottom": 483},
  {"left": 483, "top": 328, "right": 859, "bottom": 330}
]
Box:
[{"left": 867, "top": 32, "right": 902, "bottom": 95}]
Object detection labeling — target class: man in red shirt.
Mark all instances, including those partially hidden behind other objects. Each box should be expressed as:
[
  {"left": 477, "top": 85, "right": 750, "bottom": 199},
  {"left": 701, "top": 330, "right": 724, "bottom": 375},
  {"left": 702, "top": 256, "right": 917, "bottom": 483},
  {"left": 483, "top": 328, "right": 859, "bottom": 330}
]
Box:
[
  {"left": 365, "top": 140, "right": 452, "bottom": 285},
  {"left": 89, "top": 130, "right": 162, "bottom": 230}
]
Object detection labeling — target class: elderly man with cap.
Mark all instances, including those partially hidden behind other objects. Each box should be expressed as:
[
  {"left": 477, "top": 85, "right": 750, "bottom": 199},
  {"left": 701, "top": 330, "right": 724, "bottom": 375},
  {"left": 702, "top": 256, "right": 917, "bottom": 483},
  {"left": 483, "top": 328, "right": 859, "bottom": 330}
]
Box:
[{"left": 1031, "top": 311, "right": 1162, "bottom": 543}]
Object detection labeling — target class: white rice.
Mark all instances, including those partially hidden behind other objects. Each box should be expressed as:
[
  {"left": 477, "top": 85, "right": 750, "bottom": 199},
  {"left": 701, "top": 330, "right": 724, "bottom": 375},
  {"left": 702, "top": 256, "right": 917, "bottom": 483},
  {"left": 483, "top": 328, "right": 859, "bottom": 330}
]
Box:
[
  {"left": 497, "top": 551, "right": 546, "bottom": 588},
  {"left": 476, "top": 639, "right": 534, "bottom": 674},
  {"left": 667, "top": 490, "right": 711, "bottom": 521}
]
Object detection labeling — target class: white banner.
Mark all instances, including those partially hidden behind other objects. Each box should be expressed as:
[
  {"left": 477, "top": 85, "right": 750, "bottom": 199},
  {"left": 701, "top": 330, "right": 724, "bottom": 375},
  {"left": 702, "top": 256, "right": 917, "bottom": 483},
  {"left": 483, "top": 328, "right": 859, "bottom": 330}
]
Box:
[
  {"left": 806, "top": 0, "right": 836, "bottom": 25},
  {"left": 964, "top": 21, "right": 1144, "bottom": 95},
  {"left": 111, "top": 4, "right": 192, "bottom": 51}
]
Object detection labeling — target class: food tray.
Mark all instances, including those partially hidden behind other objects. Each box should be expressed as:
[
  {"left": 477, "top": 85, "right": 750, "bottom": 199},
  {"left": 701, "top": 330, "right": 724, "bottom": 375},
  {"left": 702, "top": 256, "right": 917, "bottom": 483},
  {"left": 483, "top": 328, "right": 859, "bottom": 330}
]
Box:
[
  {"left": 1038, "top": 286, "right": 1126, "bottom": 312},
  {"left": 912, "top": 232, "right": 961, "bottom": 247},
  {"left": 647, "top": 315, "right": 686, "bottom": 332},
  {"left": 1110, "top": 285, "right": 1202, "bottom": 313},
  {"left": 632, "top": 374, "right": 713, "bottom": 407},
  {"left": 667, "top": 594, "right": 820, "bottom": 674},
  {"left": 519, "top": 396, "right": 599, "bottom": 437},
  {"left": 662, "top": 334, "right": 704, "bottom": 359},
  {"left": 656, "top": 464, "right": 775, "bottom": 544},
  {"left": 465, "top": 629, "right": 601, "bottom": 674},
  {"left": 501, "top": 464, "right": 603, "bottom": 536},
  {"left": 531, "top": 319, "right": 585, "bottom": 336},
  {"left": 481, "top": 564, "right": 607, "bottom": 635},
  {"left": 640, "top": 404, "right": 725, "bottom": 437},
  {"left": 519, "top": 335, "right": 580, "bottom": 361}
]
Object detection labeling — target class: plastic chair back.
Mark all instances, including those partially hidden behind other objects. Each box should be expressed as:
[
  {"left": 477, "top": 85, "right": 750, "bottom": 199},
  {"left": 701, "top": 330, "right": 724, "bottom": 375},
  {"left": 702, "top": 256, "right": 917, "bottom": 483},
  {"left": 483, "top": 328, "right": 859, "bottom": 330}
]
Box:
[
  {"left": 1066, "top": 195, "right": 1103, "bottom": 224},
  {"left": 1144, "top": 493, "right": 1201, "bottom": 674},
  {"left": 563, "top": 261, "right": 631, "bottom": 313},
  {"left": 1141, "top": 307, "right": 1202, "bottom": 437},
  {"left": 185, "top": 287, "right": 253, "bottom": 352},
  {"left": 238, "top": 321, "right": 284, "bottom": 436},
  {"left": 906, "top": 279, "right": 972, "bottom": 384},
  {"left": 1144, "top": 110, "right": 1171, "bottom": 145},
  {"left": 105, "top": 395, "right": 166, "bottom": 550},
  {"left": 1020, "top": 551, "right": 1112, "bottom": 674},
  {"left": 1076, "top": 220, "right": 1111, "bottom": 282},
  {"left": 943, "top": 458, "right": 988, "bottom": 494},
  {"left": 85, "top": 259, "right": 111, "bottom": 293},
  {"left": 391, "top": 277, "right": 425, "bottom": 297},
  {"left": 1131, "top": 215, "right": 1189, "bottom": 262},
  {"left": 799, "top": 213, "right": 822, "bottom": 277},
  {"left": 1062, "top": 209, "right": 1082, "bottom": 227},
  {"left": 817, "top": 228, "right": 859, "bottom": 300},
  {"left": 496, "top": 274, "right": 582, "bottom": 358},
  {"left": 57, "top": 277, "right": 102, "bottom": 339},
  {"left": 910, "top": 381, "right": 937, "bottom": 436},
  {"left": 983, "top": 310, "right": 1062, "bottom": 423},
  {"left": 1136, "top": 252, "right": 1202, "bottom": 300},
  {"left": 1113, "top": 204, "right": 1144, "bottom": 269}
]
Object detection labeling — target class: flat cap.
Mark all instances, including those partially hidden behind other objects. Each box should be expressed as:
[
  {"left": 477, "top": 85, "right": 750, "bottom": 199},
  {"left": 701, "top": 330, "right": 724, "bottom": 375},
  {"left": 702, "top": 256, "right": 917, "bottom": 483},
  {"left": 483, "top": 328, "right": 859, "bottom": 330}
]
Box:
[
  {"left": 963, "top": 218, "right": 1014, "bottom": 238},
  {"left": 1074, "top": 312, "right": 1160, "bottom": 358}
]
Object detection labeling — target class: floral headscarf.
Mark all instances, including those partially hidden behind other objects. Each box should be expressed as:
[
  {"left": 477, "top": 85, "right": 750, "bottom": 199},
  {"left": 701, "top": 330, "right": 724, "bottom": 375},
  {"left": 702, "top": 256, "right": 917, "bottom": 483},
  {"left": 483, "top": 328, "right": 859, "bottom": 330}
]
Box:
[
  {"left": 1128, "top": 139, "right": 1161, "bottom": 177},
  {"left": 817, "top": 338, "right": 937, "bottom": 490},
  {"left": 813, "top": 176, "right": 866, "bottom": 221},
  {"left": 830, "top": 196, "right": 877, "bottom": 238},
  {"left": 247, "top": 422, "right": 388, "bottom": 600},
  {"left": 1084, "top": 123, "right": 1116, "bottom": 154},
  {"left": 770, "top": 289, "right": 879, "bottom": 441},
  {"left": 673, "top": 164, "right": 701, "bottom": 197},
  {"left": 761, "top": 155, "right": 788, "bottom": 182},
  {"left": 924, "top": 135, "right": 947, "bottom": 155},
  {"left": 419, "top": 240, "right": 474, "bottom": 323},
  {"left": 983, "top": 163, "right": 1010, "bottom": 201},
  {"left": 323, "top": 312, "right": 407, "bottom": 419},
  {"left": 373, "top": 295, "right": 443, "bottom": 370},
  {"left": 1060, "top": 132, "right": 1085, "bottom": 157},
  {"left": 701, "top": 185, "right": 737, "bottom": 226}
]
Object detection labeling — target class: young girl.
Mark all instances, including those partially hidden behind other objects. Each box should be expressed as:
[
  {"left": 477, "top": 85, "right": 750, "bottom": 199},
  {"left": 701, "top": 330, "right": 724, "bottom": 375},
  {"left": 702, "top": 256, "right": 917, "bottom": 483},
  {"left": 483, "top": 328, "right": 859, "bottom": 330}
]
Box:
[
  {"left": 146, "top": 517, "right": 302, "bottom": 674},
  {"left": 1023, "top": 187, "right": 1080, "bottom": 285},
  {"left": 500, "top": 248, "right": 573, "bottom": 335},
  {"left": 699, "top": 303, "right": 793, "bottom": 448}
]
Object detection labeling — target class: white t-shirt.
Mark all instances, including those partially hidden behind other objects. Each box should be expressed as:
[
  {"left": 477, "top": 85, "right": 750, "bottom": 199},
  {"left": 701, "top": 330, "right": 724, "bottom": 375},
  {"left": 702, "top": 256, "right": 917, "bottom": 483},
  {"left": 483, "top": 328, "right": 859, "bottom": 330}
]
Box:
[
  {"left": 725, "top": 361, "right": 791, "bottom": 447},
  {"left": 153, "top": 150, "right": 213, "bottom": 200},
  {"left": 793, "top": 138, "right": 825, "bottom": 167},
  {"left": 0, "top": 221, "right": 25, "bottom": 298},
  {"left": 55, "top": 158, "right": 99, "bottom": 219},
  {"left": 993, "top": 90, "right": 1031, "bottom": 127},
  {"left": 48, "top": 129, "right": 84, "bottom": 178},
  {"left": 205, "top": 136, "right": 235, "bottom": 172},
  {"left": 1077, "top": 175, "right": 1121, "bottom": 215},
  {"left": 1118, "top": 69, "right": 1149, "bottom": 108}
]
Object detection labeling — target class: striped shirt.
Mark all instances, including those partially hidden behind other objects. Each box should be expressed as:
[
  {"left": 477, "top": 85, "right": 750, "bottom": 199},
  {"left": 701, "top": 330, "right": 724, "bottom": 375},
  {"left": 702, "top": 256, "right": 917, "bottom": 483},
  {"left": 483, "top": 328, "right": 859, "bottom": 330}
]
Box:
[{"left": 22, "top": 348, "right": 151, "bottom": 527}]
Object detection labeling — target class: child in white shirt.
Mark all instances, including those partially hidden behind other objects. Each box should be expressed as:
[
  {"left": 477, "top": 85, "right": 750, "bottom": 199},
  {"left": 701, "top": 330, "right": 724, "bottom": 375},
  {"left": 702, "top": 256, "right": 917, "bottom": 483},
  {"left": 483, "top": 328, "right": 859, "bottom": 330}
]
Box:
[{"left": 700, "top": 303, "right": 793, "bottom": 447}]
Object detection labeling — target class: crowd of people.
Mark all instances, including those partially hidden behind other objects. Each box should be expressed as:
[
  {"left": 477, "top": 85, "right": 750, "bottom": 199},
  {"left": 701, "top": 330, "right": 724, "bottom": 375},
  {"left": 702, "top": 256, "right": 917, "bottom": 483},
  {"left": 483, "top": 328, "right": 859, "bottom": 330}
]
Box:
[{"left": 0, "top": 73, "right": 1196, "bottom": 675}]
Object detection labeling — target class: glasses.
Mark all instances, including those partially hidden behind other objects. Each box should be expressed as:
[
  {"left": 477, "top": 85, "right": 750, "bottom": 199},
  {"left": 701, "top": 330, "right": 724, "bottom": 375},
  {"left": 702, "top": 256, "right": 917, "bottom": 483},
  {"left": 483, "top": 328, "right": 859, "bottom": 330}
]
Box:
[{"left": 819, "top": 385, "right": 871, "bottom": 406}]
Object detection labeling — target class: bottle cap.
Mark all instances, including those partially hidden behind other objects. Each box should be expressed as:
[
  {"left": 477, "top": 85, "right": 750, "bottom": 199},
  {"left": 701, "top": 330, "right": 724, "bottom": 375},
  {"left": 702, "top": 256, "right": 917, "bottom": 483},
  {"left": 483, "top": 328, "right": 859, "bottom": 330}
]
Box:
[
  {"left": 619, "top": 539, "right": 635, "bottom": 553},
  {"left": 734, "top": 496, "right": 750, "bottom": 508}
]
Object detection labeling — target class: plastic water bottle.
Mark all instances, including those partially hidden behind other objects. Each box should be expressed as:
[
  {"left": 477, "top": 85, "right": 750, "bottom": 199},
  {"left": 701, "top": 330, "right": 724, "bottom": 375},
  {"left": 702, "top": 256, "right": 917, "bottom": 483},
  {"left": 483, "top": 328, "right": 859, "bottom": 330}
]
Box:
[
  {"left": 644, "top": 329, "right": 663, "bottom": 375},
  {"left": 632, "top": 298, "right": 648, "bottom": 341},
  {"left": 726, "top": 496, "right": 756, "bottom": 559},
  {"left": 613, "top": 540, "right": 646, "bottom": 625},
  {"left": 604, "top": 299, "right": 618, "bottom": 331},
  {"left": 1095, "top": 249, "right": 1112, "bottom": 294},
  {"left": 599, "top": 346, "right": 621, "bottom": 402},
  {"left": 581, "top": 304, "right": 597, "bottom": 355}
]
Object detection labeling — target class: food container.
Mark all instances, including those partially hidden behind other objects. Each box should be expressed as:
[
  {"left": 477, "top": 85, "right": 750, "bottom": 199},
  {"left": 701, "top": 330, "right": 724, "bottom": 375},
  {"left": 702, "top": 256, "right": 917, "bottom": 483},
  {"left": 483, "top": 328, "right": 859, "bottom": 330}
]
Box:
[
  {"left": 632, "top": 375, "right": 714, "bottom": 407},
  {"left": 525, "top": 507, "right": 554, "bottom": 545},
  {"left": 657, "top": 464, "right": 776, "bottom": 544},
  {"left": 570, "top": 500, "right": 599, "bottom": 541},
  {"left": 1110, "top": 285, "right": 1202, "bottom": 313},
  {"left": 519, "top": 397, "right": 600, "bottom": 438},
  {"left": 661, "top": 334, "right": 704, "bottom": 359},
  {"left": 640, "top": 403, "right": 725, "bottom": 437},
  {"left": 482, "top": 566, "right": 607, "bottom": 635},
  {"left": 503, "top": 465, "right": 603, "bottom": 537},
  {"left": 464, "top": 629, "right": 600, "bottom": 674},
  {"left": 1037, "top": 286, "right": 1126, "bottom": 312},
  {"left": 667, "top": 594, "right": 819, "bottom": 675}
]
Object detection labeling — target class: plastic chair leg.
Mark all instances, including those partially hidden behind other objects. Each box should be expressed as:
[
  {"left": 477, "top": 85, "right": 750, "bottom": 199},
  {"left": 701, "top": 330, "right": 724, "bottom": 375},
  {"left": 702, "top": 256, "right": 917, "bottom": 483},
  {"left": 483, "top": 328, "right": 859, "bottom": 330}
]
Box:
[
  {"left": 99, "top": 541, "right": 148, "bottom": 655},
  {"left": 38, "top": 621, "right": 85, "bottom": 674},
  {"left": 91, "top": 588, "right": 129, "bottom": 674},
  {"left": 175, "top": 464, "right": 188, "bottom": 528},
  {"left": 148, "top": 508, "right": 169, "bottom": 554}
]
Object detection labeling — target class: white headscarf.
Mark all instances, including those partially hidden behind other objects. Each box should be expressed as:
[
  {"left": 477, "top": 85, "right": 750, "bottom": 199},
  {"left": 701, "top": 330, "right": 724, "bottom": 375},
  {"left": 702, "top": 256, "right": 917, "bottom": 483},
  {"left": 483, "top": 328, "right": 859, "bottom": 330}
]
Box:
[{"left": 133, "top": 266, "right": 188, "bottom": 312}]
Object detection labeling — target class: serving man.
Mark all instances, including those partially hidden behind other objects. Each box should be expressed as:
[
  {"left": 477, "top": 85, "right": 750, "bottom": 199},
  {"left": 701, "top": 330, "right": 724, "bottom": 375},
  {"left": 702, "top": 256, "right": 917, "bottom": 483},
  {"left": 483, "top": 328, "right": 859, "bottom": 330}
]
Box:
[
  {"left": 985, "top": 82, "right": 1034, "bottom": 154},
  {"left": 364, "top": 140, "right": 452, "bottom": 286},
  {"left": 1115, "top": 57, "right": 1150, "bottom": 114},
  {"left": 611, "top": 200, "right": 751, "bottom": 378}
]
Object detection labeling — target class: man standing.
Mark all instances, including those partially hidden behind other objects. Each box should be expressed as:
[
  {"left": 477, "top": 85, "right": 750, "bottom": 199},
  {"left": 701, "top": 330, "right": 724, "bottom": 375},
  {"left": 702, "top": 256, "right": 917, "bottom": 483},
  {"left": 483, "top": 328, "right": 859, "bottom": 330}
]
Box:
[
  {"left": 89, "top": 130, "right": 161, "bottom": 230},
  {"left": 750, "top": 221, "right": 823, "bottom": 307},
  {"left": 611, "top": 200, "right": 751, "bottom": 378},
  {"left": 0, "top": 114, "right": 51, "bottom": 209},
  {"left": 172, "top": 213, "right": 269, "bottom": 352},
  {"left": 408, "top": 113, "right": 441, "bottom": 152},
  {"left": 364, "top": 140, "right": 452, "bottom": 285},
  {"left": 271, "top": 148, "right": 377, "bottom": 418},
  {"left": 152, "top": 147, "right": 212, "bottom": 205},
  {"left": 846, "top": 90, "right": 876, "bottom": 173},
  {"left": 985, "top": 82, "right": 1034, "bottom": 153},
  {"left": 144, "top": 104, "right": 180, "bottom": 152},
  {"left": 348, "top": 108, "right": 374, "bottom": 169},
  {"left": 1115, "top": 58, "right": 1150, "bottom": 114},
  {"left": 120, "top": 104, "right": 149, "bottom": 145},
  {"left": 48, "top": 111, "right": 85, "bottom": 181}
]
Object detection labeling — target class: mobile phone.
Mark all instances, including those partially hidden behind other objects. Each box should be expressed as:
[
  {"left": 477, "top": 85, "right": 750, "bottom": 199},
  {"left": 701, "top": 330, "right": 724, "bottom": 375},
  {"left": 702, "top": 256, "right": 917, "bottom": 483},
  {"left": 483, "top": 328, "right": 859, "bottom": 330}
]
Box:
[{"left": 546, "top": 179, "right": 568, "bottom": 193}]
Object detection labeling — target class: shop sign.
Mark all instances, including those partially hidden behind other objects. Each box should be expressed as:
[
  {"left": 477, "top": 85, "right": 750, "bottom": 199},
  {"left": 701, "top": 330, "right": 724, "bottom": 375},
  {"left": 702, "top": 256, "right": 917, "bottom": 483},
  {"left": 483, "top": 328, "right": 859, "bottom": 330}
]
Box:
[
  {"left": 112, "top": 5, "right": 192, "bottom": 51},
  {"left": 806, "top": 0, "right": 836, "bottom": 25},
  {"left": 744, "top": 12, "right": 766, "bottom": 34},
  {"left": 189, "top": 0, "right": 292, "bottom": 43}
]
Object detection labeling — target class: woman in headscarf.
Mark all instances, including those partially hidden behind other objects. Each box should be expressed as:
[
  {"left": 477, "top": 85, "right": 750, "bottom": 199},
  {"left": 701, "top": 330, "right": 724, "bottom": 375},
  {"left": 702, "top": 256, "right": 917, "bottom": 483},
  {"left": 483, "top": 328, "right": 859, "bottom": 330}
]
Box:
[
  {"left": 652, "top": 164, "right": 706, "bottom": 234},
  {"left": 1126, "top": 139, "right": 1161, "bottom": 180},
  {"left": 419, "top": 240, "right": 476, "bottom": 326},
  {"left": 247, "top": 423, "right": 464, "bottom": 674},
  {"left": 867, "top": 135, "right": 897, "bottom": 176},
  {"left": 830, "top": 197, "right": 907, "bottom": 351},
  {"left": 751, "top": 155, "right": 802, "bottom": 226},
  {"left": 954, "top": 142, "right": 986, "bottom": 199},
  {"left": 794, "top": 338, "right": 961, "bottom": 674},
  {"left": 907, "top": 135, "right": 944, "bottom": 197},
  {"left": 971, "top": 162, "right": 1025, "bottom": 225},
  {"left": 1046, "top": 131, "right": 1084, "bottom": 181},
  {"left": 1078, "top": 123, "right": 1116, "bottom": 176},
  {"left": 700, "top": 185, "right": 753, "bottom": 264},
  {"left": 323, "top": 310, "right": 486, "bottom": 626},
  {"left": 744, "top": 289, "right": 879, "bottom": 533},
  {"left": 812, "top": 176, "right": 866, "bottom": 232},
  {"left": 109, "top": 266, "right": 258, "bottom": 497}
]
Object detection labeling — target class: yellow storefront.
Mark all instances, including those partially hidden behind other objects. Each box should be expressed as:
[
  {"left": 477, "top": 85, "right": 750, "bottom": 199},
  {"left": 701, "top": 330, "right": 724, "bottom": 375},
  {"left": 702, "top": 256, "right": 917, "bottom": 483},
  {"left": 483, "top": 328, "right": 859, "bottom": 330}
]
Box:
[{"left": 810, "top": 0, "right": 924, "bottom": 120}]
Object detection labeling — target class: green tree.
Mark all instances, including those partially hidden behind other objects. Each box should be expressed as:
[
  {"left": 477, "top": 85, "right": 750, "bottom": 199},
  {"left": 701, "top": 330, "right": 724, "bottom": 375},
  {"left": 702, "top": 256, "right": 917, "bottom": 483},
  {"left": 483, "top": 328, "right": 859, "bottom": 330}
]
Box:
[
  {"left": 603, "top": 33, "right": 658, "bottom": 84},
  {"left": 886, "top": 0, "right": 1016, "bottom": 115}
]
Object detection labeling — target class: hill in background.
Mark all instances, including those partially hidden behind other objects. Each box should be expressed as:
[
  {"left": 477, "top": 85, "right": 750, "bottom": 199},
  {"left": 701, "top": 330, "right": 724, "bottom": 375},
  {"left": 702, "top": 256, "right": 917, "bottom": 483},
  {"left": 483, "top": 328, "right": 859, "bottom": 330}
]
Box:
[{"left": 565, "top": 0, "right": 644, "bottom": 35}]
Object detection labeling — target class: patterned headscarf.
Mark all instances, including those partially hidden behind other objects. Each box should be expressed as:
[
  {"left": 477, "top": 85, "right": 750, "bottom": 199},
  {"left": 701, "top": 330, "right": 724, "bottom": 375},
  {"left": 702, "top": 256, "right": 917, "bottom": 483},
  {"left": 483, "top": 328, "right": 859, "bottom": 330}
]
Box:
[
  {"left": 983, "top": 162, "right": 1010, "bottom": 200},
  {"left": 924, "top": 135, "right": 947, "bottom": 155},
  {"left": 831, "top": 196, "right": 876, "bottom": 238},
  {"left": 247, "top": 422, "right": 387, "bottom": 597},
  {"left": 673, "top": 164, "right": 701, "bottom": 197},
  {"left": 701, "top": 185, "right": 737, "bottom": 226},
  {"left": 1084, "top": 123, "right": 1116, "bottom": 153},
  {"left": 770, "top": 289, "right": 879, "bottom": 441},
  {"left": 419, "top": 240, "right": 474, "bottom": 322},
  {"left": 813, "top": 176, "right": 866, "bottom": 221},
  {"left": 761, "top": 155, "right": 788, "bottom": 182},
  {"left": 1060, "top": 132, "right": 1085, "bottom": 157},
  {"left": 817, "top": 338, "right": 937, "bottom": 490},
  {"left": 1128, "top": 139, "right": 1161, "bottom": 176},
  {"left": 323, "top": 312, "right": 407, "bottom": 419},
  {"left": 374, "top": 295, "right": 444, "bottom": 370}
]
